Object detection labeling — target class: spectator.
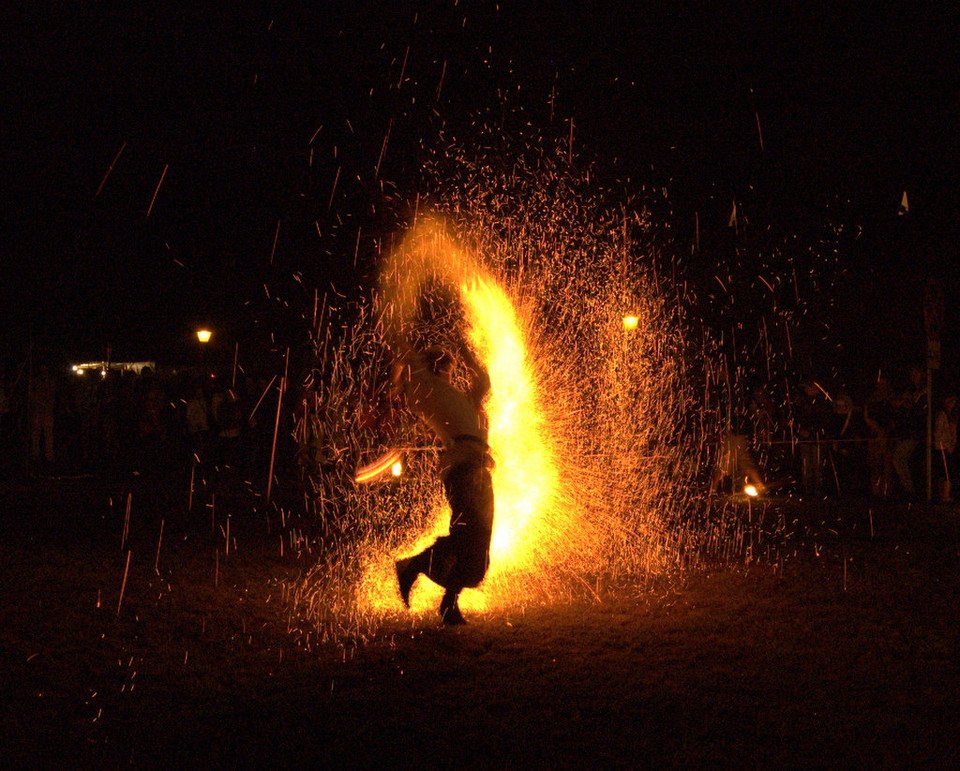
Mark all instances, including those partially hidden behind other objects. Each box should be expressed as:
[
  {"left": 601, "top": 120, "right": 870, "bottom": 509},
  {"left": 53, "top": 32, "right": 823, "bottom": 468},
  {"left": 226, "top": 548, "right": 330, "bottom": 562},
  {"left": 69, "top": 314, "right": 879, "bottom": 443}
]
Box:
[
  {"left": 100, "top": 370, "right": 124, "bottom": 472},
  {"left": 709, "top": 384, "right": 766, "bottom": 496},
  {"left": 116, "top": 371, "right": 139, "bottom": 474},
  {"left": 864, "top": 377, "right": 897, "bottom": 498},
  {"left": 793, "top": 381, "right": 830, "bottom": 497},
  {"left": 76, "top": 373, "right": 100, "bottom": 470},
  {"left": 185, "top": 383, "right": 210, "bottom": 457},
  {"left": 28, "top": 364, "right": 57, "bottom": 474},
  {"left": 0, "top": 367, "right": 11, "bottom": 453},
  {"left": 136, "top": 367, "right": 166, "bottom": 474},
  {"left": 826, "top": 391, "right": 868, "bottom": 496},
  {"left": 216, "top": 388, "right": 242, "bottom": 468},
  {"left": 890, "top": 367, "right": 926, "bottom": 499},
  {"left": 709, "top": 426, "right": 766, "bottom": 495},
  {"left": 0, "top": 365, "right": 20, "bottom": 476},
  {"left": 934, "top": 391, "right": 958, "bottom": 503},
  {"left": 244, "top": 374, "right": 274, "bottom": 480},
  {"left": 749, "top": 385, "right": 779, "bottom": 475}
]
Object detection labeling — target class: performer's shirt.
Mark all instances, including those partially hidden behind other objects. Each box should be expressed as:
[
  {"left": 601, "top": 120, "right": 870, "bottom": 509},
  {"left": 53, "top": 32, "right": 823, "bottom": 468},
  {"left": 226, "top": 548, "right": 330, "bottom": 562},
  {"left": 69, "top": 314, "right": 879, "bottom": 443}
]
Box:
[{"left": 402, "top": 357, "right": 486, "bottom": 449}]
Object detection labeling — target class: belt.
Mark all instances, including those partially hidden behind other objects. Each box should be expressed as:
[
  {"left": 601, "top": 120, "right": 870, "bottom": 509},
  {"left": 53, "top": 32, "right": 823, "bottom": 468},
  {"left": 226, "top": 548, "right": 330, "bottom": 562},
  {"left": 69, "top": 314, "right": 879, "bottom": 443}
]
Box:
[
  {"left": 451, "top": 434, "right": 488, "bottom": 449},
  {"left": 441, "top": 436, "right": 494, "bottom": 474}
]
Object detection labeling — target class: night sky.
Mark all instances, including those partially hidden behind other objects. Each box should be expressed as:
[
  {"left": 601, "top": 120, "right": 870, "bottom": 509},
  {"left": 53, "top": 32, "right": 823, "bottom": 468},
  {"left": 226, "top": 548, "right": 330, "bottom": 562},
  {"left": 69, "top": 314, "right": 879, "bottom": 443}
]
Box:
[{"left": 6, "top": 2, "right": 960, "bottom": 380}]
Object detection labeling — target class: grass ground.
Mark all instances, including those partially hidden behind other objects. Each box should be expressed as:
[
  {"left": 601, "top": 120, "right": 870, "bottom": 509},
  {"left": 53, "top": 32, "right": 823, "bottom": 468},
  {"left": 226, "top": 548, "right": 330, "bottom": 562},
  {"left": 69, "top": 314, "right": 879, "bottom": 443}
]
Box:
[{"left": 2, "top": 474, "right": 959, "bottom": 769}]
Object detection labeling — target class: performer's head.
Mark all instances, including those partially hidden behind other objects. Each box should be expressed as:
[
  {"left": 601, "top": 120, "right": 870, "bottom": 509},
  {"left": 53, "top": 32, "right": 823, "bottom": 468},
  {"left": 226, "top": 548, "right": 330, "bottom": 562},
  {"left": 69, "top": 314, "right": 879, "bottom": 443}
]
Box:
[{"left": 424, "top": 346, "right": 455, "bottom": 381}]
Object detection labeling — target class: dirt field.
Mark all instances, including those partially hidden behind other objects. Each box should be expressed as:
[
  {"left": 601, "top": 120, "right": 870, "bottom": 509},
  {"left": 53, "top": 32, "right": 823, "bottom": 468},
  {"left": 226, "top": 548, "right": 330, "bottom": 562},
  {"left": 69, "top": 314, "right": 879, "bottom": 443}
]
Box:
[{"left": 2, "top": 476, "right": 959, "bottom": 769}]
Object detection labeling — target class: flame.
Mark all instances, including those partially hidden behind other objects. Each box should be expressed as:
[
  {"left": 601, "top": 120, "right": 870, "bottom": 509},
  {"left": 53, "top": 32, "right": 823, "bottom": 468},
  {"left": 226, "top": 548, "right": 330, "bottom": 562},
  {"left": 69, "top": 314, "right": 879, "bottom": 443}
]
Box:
[
  {"left": 360, "top": 218, "right": 567, "bottom": 614},
  {"left": 354, "top": 450, "right": 403, "bottom": 484},
  {"left": 461, "top": 275, "right": 559, "bottom": 572}
]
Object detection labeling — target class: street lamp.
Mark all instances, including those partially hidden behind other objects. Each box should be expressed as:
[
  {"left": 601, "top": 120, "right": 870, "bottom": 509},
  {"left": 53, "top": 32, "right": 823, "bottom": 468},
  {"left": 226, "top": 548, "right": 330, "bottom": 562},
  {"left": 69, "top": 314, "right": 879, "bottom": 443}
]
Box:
[
  {"left": 622, "top": 315, "right": 639, "bottom": 331},
  {"left": 197, "top": 329, "right": 212, "bottom": 375}
]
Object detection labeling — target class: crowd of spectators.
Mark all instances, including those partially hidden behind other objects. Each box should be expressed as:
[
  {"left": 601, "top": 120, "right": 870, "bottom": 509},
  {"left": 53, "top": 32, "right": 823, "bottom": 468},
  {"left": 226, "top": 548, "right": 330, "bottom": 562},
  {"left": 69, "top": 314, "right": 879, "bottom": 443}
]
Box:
[
  {"left": 740, "top": 365, "right": 958, "bottom": 503},
  {"left": 2, "top": 358, "right": 956, "bottom": 506},
  {"left": 0, "top": 362, "right": 278, "bottom": 487}
]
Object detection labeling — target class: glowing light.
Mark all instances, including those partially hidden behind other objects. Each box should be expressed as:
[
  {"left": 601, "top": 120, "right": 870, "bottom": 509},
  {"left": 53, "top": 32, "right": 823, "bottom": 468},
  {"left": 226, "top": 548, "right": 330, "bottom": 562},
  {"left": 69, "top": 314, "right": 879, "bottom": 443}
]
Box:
[
  {"left": 196, "top": 329, "right": 212, "bottom": 343},
  {"left": 354, "top": 450, "right": 403, "bottom": 484},
  {"left": 622, "top": 315, "right": 639, "bottom": 330},
  {"left": 744, "top": 485, "right": 759, "bottom": 497}
]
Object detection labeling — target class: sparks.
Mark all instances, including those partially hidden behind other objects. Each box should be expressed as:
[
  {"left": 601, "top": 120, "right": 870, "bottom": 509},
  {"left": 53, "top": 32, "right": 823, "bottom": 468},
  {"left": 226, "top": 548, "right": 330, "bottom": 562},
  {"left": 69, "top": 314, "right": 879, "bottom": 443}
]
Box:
[{"left": 286, "top": 144, "right": 701, "bottom": 642}]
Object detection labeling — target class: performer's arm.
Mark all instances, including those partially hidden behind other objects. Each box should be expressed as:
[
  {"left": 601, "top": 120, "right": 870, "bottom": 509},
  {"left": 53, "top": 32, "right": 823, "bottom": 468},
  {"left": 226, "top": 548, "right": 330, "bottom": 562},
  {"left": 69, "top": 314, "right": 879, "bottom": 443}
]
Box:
[
  {"left": 390, "top": 339, "right": 429, "bottom": 401},
  {"left": 458, "top": 341, "right": 490, "bottom": 405},
  {"left": 388, "top": 321, "right": 418, "bottom": 390}
]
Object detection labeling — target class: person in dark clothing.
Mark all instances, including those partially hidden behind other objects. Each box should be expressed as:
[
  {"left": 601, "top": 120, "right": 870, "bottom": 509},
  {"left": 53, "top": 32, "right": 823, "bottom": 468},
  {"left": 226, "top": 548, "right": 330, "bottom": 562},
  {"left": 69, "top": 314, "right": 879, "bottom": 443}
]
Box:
[
  {"left": 864, "top": 378, "right": 897, "bottom": 497},
  {"left": 393, "top": 338, "right": 494, "bottom": 626},
  {"left": 826, "top": 391, "right": 869, "bottom": 495},
  {"left": 28, "top": 364, "right": 57, "bottom": 474},
  {"left": 890, "top": 367, "right": 926, "bottom": 498},
  {"left": 794, "top": 381, "right": 831, "bottom": 497}
]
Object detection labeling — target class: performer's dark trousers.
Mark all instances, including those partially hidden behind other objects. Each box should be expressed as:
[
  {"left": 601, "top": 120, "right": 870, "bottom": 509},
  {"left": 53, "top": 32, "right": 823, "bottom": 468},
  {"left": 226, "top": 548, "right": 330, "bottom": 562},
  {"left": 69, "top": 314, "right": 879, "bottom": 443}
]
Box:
[{"left": 415, "top": 459, "right": 493, "bottom": 594}]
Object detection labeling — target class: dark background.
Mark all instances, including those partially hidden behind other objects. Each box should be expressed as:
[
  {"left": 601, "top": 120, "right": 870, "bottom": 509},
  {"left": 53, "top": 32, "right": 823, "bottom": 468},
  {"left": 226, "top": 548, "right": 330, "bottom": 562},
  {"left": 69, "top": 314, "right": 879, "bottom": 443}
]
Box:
[{"left": 5, "top": 1, "right": 960, "bottom": 384}]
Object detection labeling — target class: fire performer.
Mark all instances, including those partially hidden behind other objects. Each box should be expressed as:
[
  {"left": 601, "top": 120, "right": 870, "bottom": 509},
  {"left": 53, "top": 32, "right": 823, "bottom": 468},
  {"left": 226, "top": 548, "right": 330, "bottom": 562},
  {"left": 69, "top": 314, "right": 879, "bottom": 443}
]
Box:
[{"left": 392, "top": 335, "right": 494, "bottom": 625}]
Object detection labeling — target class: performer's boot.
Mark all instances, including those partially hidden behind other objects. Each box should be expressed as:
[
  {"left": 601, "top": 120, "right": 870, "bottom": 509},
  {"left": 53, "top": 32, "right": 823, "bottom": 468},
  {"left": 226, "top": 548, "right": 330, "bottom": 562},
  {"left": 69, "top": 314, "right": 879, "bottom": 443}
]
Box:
[
  {"left": 439, "top": 590, "right": 467, "bottom": 626},
  {"left": 395, "top": 558, "right": 417, "bottom": 607},
  {"left": 396, "top": 553, "right": 430, "bottom": 608}
]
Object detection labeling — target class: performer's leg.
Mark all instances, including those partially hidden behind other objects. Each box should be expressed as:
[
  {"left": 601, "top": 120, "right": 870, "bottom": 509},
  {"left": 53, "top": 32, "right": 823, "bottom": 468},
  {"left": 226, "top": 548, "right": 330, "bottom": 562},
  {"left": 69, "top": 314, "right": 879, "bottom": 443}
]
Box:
[
  {"left": 395, "top": 552, "right": 426, "bottom": 608},
  {"left": 396, "top": 536, "right": 458, "bottom": 606},
  {"left": 398, "top": 462, "right": 493, "bottom": 621},
  {"left": 439, "top": 588, "right": 466, "bottom": 625}
]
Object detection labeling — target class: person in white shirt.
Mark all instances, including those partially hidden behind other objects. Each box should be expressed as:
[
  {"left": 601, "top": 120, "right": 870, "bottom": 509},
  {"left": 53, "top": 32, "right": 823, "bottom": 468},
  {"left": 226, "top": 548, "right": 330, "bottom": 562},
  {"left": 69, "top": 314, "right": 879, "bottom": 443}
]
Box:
[
  {"left": 393, "top": 339, "right": 493, "bottom": 625},
  {"left": 934, "top": 392, "right": 957, "bottom": 503}
]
